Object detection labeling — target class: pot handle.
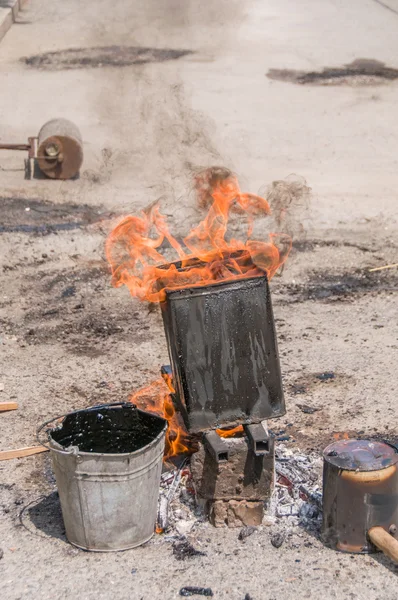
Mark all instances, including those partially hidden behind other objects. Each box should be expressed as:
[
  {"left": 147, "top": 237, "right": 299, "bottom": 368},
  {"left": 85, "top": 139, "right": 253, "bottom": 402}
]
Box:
[
  {"left": 36, "top": 414, "right": 71, "bottom": 451},
  {"left": 368, "top": 526, "right": 398, "bottom": 564}
]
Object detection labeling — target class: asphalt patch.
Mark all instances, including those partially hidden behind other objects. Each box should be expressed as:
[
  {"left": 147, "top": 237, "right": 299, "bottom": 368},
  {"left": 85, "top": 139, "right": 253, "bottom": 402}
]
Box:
[
  {"left": 173, "top": 539, "right": 206, "bottom": 560},
  {"left": 280, "top": 268, "right": 398, "bottom": 304},
  {"left": 4, "top": 265, "right": 157, "bottom": 356},
  {"left": 23, "top": 46, "right": 193, "bottom": 71},
  {"left": 0, "top": 196, "right": 110, "bottom": 234},
  {"left": 289, "top": 371, "right": 349, "bottom": 397},
  {"left": 267, "top": 59, "right": 398, "bottom": 86}
]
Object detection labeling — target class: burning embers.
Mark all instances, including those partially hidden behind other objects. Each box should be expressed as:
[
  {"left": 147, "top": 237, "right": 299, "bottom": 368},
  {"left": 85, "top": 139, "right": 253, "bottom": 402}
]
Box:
[{"left": 106, "top": 167, "right": 291, "bottom": 302}]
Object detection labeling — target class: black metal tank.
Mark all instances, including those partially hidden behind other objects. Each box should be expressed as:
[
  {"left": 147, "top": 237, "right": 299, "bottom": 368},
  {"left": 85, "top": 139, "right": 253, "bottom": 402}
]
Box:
[{"left": 160, "top": 272, "right": 285, "bottom": 433}]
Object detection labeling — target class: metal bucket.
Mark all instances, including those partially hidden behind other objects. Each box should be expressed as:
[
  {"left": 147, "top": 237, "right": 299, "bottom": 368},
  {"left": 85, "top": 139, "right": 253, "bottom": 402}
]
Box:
[{"left": 38, "top": 403, "right": 167, "bottom": 551}]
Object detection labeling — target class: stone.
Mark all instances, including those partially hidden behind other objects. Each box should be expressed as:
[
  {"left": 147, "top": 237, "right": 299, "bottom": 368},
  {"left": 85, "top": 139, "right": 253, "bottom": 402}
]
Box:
[
  {"left": 271, "top": 532, "right": 285, "bottom": 548},
  {"left": 238, "top": 525, "right": 257, "bottom": 541},
  {"left": 208, "top": 499, "right": 264, "bottom": 528},
  {"left": 228, "top": 500, "right": 264, "bottom": 527},
  {"left": 209, "top": 500, "right": 228, "bottom": 527}
]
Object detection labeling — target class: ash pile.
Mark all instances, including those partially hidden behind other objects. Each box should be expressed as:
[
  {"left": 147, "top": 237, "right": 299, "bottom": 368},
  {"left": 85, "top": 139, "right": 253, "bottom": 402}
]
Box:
[{"left": 156, "top": 443, "right": 323, "bottom": 536}]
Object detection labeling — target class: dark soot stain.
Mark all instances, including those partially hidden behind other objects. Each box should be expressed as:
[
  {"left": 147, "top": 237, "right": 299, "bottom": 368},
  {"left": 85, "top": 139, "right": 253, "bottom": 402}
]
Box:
[
  {"left": 283, "top": 269, "right": 398, "bottom": 303},
  {"left": 267, "top": 59, "right": 398, "bottom": 86},
  {"left": 50, "top": 405, "right": 166, "bottom": 454},
  {"left": 23, "top": 46, "right": 193, "bottom": 70},
  {"left": 0, "top": 196, "right": 108, "bottom": 234}
]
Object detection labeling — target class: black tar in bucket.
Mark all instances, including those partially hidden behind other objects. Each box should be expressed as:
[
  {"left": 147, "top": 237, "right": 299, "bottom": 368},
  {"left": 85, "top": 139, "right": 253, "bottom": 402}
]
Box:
[{"left": 49, "top": 403, "right": 167, "bottom": 453}]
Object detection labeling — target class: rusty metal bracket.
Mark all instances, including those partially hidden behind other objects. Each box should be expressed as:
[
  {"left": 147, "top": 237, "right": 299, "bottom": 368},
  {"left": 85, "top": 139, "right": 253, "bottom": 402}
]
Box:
[
  {"left": 0, "top": 143, "right": 31, "bottom": 151},
  {"left": 203, "top": 431, "right": 229, "bottom": 463},
  {"left": 244, "top": 423, "right": 274, "bottom": 457}
]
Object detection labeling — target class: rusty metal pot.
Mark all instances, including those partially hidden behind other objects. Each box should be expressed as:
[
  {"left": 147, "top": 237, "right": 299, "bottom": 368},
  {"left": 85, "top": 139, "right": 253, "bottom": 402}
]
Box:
[{"left": 322, "top": 439, "right": 398, "bottom": 559}]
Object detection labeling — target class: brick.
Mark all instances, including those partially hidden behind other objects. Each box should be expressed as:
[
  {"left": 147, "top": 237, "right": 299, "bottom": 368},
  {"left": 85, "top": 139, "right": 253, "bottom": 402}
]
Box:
[
  {"left": 208, "top": 499, "right": 264, "bottom": 528},
  {"left": 228, "top": 500, "right": 264, "bottom": 527},
  {"left": 191, "top": 437, "right": 274, "bottom": 501}
]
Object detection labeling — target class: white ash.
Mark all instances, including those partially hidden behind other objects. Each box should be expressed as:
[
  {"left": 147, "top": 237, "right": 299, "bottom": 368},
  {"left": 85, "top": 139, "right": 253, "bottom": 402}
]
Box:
[
  {"left": 268, "top": 444, "right": 323, "bottom": 529},
  {"left": 155, "top": 444, "right": 323, "bottom": 538},
  {"left": 156, "top": 461, "right": 205, "bottom": 536}
]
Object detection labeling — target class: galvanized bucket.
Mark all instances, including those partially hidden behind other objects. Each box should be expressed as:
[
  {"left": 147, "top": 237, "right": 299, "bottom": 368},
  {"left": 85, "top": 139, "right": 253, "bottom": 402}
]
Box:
[{"left": 38, "top": 403, "right": 167, "bottom": 552}]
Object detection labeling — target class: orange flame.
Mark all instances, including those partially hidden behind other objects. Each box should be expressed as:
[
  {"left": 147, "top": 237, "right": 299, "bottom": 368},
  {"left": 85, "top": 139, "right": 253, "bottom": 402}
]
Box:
[
  {"left": 106, "top": 168, "right": 292, "bottom": 302},
  {"left": 129, "top": 378, "right": 190, "bottom": 460},
  {"left": 216, "top": 425, "right": 244, "bottom": 438},
  {"left": 333, "top": 432, "right": 350, "bottom": 441}
]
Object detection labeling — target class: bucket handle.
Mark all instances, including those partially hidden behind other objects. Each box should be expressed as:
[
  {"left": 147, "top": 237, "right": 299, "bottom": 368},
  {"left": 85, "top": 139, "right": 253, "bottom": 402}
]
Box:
[
  {"left": 36, "top": 414, "right": 73, "bottom": 452},
  {"left": 36, "top": 402, "right": 136, "bottom": 451}
]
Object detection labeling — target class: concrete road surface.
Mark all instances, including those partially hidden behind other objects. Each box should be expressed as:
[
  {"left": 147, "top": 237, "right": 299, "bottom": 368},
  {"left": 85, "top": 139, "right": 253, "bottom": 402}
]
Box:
[{"left": 0, "top": 1, "right": 397, "bottom": 599}]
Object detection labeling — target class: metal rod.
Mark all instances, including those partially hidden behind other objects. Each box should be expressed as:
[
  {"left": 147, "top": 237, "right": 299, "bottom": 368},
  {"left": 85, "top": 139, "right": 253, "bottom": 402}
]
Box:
[{"left": 0, "top": 143, "right": 31, "bottom": 151}]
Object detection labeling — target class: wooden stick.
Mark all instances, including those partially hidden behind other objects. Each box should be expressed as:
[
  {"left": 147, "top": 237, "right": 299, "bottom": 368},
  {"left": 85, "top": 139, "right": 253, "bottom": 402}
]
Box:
[
  {"left": 0, "top": 402, "right": 18, "bottom": 412},
  {"left": 369, "top": 263, "right": 398, "bottom": 272},
  {"left": 368, "top": 526, "right": 398, "bottom": 564},
  {"left": 0, "top": 446, "right": 48, "bottom": 461}
]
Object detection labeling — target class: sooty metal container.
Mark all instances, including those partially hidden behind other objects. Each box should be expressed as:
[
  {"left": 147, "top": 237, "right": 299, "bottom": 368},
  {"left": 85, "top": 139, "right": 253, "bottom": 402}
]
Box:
[
  {"left": 322, "top": 439, "right": 398, "bottom": 554},
  {"left": 160, "top": 272, "right": 285, "bottom": 433}
]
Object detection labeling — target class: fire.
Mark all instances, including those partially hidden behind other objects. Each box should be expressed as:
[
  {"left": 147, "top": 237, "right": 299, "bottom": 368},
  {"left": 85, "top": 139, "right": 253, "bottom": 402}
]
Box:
[
  {"left": 129, "top": 378, "right": 190, "bottom": 460},
  {"left": 333, "top": 432, "right": 351, "bottom": 441},
  {"left": 216, "top": 425, "right": 244, "bottom": 438},
  {"left": 106, "top": 167, "right": 292, "bottom": 302}
]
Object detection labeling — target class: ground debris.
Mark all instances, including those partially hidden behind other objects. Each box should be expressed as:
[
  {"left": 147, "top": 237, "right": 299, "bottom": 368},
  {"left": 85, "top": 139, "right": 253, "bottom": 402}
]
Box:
[
  {"left": 179, "top": 587, "right": 213, "bottom": 597},
  {"left": 296, "top": 404, "right": 319, "bottom": 414},
  {"left": 156, "top": 459, "right": 202, "bottom": 536},
  {"left": 238, "top": 526, "right": 257, "bottom": 541},
  {"left": 271, "top": 532, "right": 285, "bottom": 548},
  {"left": 157, "top": 444, "right": 322, "bottom": 542},
  {"left": 157, "top": 460, "right": 198, "bottom": 534},
  {"left": 172, "top": 538, "right": 206, "bottom": 560},
  {"left": 315, "top": 371, "right": 335, "bottom": 381},
  {"left": 267, "top": 59, "right": 398, "bottom": 86}
]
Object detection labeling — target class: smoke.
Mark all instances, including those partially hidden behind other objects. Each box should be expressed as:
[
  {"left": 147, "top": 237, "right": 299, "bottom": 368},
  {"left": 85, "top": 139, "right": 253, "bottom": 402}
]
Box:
[
  {"left": 192, "top": 166, "right": 235, "bottom": 210},
  {"left": 76, "top": 0, "right": 250, "bottom": 210},
  {"left": 259, "top": 174, "right": 312, "bottom": 240},
  {"left": 189, "top": 169, "right": 312, "bottom": 244}
]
